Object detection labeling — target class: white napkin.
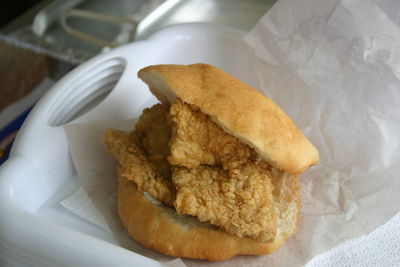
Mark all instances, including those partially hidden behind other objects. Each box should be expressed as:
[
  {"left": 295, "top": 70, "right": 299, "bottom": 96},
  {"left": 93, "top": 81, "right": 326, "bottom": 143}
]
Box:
[{"left": 306, "top": 211, "right": 400, "bottom": 266}]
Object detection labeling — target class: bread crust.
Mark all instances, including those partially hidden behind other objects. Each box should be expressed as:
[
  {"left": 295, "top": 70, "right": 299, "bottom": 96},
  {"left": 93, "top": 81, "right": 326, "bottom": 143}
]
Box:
[
  {"left": 117, "top": 171, "right": 300, "bottom": 261},
  {"left": 138, "top": 64, "right": 319, "bottom": 174}
]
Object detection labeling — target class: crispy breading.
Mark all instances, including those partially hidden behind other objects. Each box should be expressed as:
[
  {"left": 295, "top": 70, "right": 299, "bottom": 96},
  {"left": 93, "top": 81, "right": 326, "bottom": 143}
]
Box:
[
  {"left": 167, "top": 100, "right": 278, "bottom": 242},
  {"left": 135, "top": 103, "right": 171, "bottom": 179},
  {"left": 105, "top": 100, "right": 281, "bottom": 242},
  {"left": 172, "top": 164, "right": 277, "bottom": 242},
  {"left": 168, "top": 99, "right": 252, "bottom": 170},
  {"left": 104, "top": 129, "right": 175, "bottom": 205}
]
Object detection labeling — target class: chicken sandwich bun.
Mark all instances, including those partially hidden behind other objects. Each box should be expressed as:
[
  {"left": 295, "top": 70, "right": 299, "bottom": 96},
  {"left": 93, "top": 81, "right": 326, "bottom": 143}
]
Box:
[{"left": 104, "top": 64, "right": 319, "bottom": 261}]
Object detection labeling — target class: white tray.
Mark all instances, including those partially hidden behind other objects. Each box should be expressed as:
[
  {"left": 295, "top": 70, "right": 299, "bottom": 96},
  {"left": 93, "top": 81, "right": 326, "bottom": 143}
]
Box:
[{"left": 0, "top": 24, "right": 245, "bottom": 266}]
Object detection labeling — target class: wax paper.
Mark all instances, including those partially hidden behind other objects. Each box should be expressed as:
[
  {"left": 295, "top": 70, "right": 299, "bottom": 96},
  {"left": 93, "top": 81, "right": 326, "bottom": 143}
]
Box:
[{"left": 63, "top": 0, "right": 400, "bottom": 266}]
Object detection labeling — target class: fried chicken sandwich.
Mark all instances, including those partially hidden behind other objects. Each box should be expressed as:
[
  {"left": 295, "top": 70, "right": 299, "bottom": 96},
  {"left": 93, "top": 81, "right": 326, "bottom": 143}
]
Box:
[{"left": 104, "top": 64, "right": 319, "bottom": 261}]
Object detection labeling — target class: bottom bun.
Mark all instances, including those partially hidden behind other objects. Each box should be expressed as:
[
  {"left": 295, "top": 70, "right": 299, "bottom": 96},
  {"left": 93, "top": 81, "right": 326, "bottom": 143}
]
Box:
[{"left": 117, "top": 167, "right": 300, "bottom": 261}]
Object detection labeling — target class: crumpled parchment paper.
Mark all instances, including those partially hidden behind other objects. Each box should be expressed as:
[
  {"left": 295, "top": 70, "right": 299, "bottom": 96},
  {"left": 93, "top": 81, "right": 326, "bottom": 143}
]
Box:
[{"left": 62, "top": 0, "right": 400, "bottom": 266}]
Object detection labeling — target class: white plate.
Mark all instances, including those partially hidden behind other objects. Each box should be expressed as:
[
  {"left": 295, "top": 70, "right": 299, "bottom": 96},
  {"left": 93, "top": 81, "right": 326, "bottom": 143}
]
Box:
[{"left": 0, "top": 23, "right": 244, "bottom": 266}]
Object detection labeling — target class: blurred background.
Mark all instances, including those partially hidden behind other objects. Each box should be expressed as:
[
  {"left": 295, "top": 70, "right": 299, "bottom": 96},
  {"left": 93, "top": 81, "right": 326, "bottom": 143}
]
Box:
[{"left": 0, "top": 0, "right": 276, "bottom": 163}]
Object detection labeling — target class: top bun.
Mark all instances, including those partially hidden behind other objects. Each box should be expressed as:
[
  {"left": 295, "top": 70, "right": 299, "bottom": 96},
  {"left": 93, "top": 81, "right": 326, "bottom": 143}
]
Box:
[{"left": 138, "top": 63, "right": 318, "bottom": 174}]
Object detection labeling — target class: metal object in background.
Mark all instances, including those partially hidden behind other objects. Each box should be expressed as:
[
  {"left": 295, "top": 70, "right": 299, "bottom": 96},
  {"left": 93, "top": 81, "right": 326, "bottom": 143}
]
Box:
[
  {"left": 33, "top": 0, "right": 138, "bottom": 48},
  {"left": 0, "top": 0, "right": 276, "bottom": 65},
  {"left": 1, "top": 0, "right": 165, "bottom": 64},
  {"left": 32, "top": 0, "right": 84, "bottom": 36}
]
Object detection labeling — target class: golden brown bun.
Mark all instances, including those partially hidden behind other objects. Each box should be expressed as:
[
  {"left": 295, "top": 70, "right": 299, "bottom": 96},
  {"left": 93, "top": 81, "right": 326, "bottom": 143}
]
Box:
[
  {"left": 138, "top": 64, "right": 319, "bottom": 174},
  {"left": 118, "top": 169, "right": 300, "bottom": 261}
]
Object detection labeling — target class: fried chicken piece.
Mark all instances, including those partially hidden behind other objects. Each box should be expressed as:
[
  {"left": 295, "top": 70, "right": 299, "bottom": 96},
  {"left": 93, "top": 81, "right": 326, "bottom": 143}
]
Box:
[
  {"left": 104, "top": 129, "right": 175, "bottom": 205},
  {"left": 135, "top": 103, "right": 171, "bottom": 179},
  {"left": 168, "top": 99, "right": 252, "bottom": 170},
  {"left": 105, "top": 100, "right": 281, "bottom": 242},
  {"left": 172, "top": 164, "right": 277, "bottom": 242},
  {"left": 168, "top": 99, "right": 278, "bottom": 241}
]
